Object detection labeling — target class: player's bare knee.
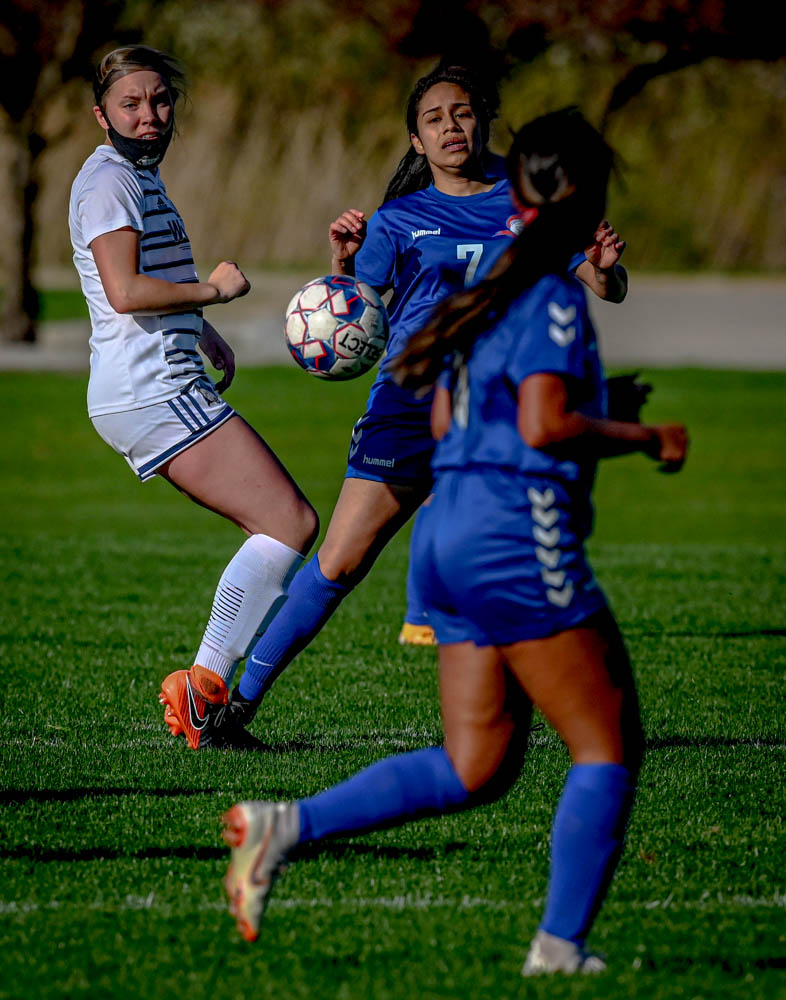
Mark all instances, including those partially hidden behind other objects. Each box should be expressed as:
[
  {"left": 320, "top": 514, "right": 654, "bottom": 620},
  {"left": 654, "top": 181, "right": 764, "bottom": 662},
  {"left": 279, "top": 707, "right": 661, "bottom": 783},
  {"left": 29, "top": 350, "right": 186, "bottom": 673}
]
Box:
[
  {"left": 446, "top": 730, "right": 511, "bottom": 794},
  {"left": 315, "top": 538, "right": 371, "bottom": 586},
  {"left": 244, "top": 499, "right": 318, "bottom": 552},
  {"left": 280, "top": 502, "right": 319, "bottom": 553}
]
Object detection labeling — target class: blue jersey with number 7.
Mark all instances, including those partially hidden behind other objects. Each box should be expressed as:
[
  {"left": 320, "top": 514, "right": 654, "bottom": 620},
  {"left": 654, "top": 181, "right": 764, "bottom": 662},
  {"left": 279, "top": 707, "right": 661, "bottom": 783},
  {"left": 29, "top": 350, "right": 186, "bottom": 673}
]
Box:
[{"left": 355, "top": 180, "right": 522, "bottom": 373}]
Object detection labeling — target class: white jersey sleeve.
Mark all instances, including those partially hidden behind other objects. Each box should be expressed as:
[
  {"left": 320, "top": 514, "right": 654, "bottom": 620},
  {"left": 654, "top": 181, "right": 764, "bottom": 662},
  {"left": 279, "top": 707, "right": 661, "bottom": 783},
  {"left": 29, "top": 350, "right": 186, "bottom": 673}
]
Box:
[
  {"left": 69, "top": 145, "right": 206, "bottom": 417},
  {"left": 73, "top": 156, "right": 145, "bottom": 247}
]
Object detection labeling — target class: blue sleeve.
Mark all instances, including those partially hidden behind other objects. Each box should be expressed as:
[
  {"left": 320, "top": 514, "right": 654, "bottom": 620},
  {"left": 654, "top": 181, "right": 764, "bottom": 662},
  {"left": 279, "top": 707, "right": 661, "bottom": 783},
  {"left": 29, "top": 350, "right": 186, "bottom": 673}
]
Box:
[
  {"left": 568, "top": 251, "right": 585, "bottom": 273},
  {"left": 355, "top": 209, "right": 397, "bottom": 293},
  {"left": 507, "top": 276, "right": 590, "bottom": 387}
]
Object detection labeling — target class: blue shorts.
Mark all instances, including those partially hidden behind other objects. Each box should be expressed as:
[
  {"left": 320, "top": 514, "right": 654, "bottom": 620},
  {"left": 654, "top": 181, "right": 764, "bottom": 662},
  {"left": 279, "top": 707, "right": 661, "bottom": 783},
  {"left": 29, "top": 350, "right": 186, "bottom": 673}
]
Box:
[
  {"left": 410, "top": 467, "right": 607, "bottom": 645},
  {"left": 345, "top": 377, "right": 434, "bottom": 487}
]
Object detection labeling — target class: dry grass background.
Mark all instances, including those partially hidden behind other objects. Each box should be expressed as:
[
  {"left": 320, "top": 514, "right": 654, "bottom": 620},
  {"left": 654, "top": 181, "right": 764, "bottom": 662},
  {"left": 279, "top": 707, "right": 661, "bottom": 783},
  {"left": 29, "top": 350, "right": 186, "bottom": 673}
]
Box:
[{"left": 1, "top": 1, "right": 785, "bottom": 277}]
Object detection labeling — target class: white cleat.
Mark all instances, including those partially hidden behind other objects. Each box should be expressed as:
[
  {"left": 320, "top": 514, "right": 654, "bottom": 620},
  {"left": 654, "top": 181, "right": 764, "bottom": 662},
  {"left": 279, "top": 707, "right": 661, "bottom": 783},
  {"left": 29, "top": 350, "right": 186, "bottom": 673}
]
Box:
[
  {"left": 522, "top": 930, "right": 607, "bottom": 976},
  {"left": 221, "top": 800, "right": 299, "bottom": 941}
]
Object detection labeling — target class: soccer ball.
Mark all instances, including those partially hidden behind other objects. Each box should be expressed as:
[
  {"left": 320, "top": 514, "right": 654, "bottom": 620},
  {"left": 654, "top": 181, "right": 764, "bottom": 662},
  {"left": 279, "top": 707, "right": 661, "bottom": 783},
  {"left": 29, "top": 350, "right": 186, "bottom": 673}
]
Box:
[{"left": 284, "top": 275, "right": 389, "bottom": 380}]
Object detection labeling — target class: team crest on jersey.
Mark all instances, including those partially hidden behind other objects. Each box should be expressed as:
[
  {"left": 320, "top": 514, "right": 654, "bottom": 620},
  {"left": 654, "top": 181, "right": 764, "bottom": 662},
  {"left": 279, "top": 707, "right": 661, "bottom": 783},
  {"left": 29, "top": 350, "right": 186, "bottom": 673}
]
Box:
[{"left": 495, "top": 208, "right": 538, "bottom": 238}]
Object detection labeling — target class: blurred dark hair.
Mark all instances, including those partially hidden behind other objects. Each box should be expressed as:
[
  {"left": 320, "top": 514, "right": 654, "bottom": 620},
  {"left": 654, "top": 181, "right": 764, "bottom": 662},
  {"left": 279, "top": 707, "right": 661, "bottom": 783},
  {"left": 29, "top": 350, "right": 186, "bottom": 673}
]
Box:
[
  {"left": 392, "top": 107, "right": 614, "bottom": 388},
  {"left": 94, "top": 45, "right": 186, "bottom": 108},
  {"left": 383, "top": 63, "right": 499, "bottom": 203}
]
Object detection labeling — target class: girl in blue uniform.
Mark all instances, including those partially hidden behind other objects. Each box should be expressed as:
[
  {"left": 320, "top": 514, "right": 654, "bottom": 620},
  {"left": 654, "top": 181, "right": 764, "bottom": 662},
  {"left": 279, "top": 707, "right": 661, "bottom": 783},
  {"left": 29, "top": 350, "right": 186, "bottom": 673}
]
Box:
[
  {"left": 221, "top": 108, "right": 688, "bottom": 972},
  {"left": 229, "top": 65, "right": 628, "bottom": 723}
]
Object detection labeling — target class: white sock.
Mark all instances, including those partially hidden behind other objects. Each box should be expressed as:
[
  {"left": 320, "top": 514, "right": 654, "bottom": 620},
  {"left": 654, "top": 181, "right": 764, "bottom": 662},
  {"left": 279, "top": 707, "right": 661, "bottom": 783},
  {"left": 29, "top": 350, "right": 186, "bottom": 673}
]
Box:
[{"left": 195, "top": 534, "right": 303, "bottom": 683}]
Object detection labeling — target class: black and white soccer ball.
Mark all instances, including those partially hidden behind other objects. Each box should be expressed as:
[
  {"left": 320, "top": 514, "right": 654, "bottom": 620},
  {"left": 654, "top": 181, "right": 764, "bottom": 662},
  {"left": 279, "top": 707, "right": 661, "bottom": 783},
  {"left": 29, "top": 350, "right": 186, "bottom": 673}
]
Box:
[{"left": 284, "top": 275, "right": 389, "bottom": 380}]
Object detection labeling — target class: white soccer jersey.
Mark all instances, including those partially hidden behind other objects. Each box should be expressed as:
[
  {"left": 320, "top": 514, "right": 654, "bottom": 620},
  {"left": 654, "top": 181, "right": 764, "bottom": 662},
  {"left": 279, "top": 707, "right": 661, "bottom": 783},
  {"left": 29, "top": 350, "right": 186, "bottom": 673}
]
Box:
[{"left": 69, "top": 144, "right": 207, "bottom": 416}]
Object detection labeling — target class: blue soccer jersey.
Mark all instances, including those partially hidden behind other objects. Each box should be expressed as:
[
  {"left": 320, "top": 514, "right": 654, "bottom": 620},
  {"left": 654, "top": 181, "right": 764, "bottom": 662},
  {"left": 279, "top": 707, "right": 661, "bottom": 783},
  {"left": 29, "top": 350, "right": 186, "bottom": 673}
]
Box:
[
  {"left": 355, "top": 180, "right": 521, "bottom": 369},
  {"left": 432, "top": 271, "right": 607, "bottom": 489},
  {"left": 346, "top": 179, "right": 522, "bottom": 484},
  {"left": 346, "top": 182, "right": 588, "bottom": 486},
  {"left": 410, "top": 272, "right": 610, "bottom": 645}
]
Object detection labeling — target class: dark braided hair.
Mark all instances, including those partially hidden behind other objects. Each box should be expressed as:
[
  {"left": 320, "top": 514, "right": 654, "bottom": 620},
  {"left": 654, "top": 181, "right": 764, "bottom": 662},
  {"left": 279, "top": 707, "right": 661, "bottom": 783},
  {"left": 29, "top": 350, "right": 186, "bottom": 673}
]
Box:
[
  {"left": 383, "top": 63, "right": 499, "bottom": 203},
  {"left": 392, "top": 108, "right": 614, "bottom": 388}
]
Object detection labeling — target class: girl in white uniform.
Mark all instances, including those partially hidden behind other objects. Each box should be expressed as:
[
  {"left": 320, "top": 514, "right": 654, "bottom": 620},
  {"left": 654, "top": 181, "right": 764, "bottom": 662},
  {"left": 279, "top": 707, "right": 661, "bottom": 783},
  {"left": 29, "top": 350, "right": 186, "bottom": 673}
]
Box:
[{"left": 69, "top": 46, "right": 318, "bottom": 749}]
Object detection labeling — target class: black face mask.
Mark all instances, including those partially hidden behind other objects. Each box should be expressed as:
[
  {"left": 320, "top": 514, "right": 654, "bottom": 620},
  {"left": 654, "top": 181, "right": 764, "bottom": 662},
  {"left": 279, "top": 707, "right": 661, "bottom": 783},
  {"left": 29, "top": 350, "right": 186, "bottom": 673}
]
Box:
[{"left": 104, "top": 112, "right": 173, "bottom": 170}]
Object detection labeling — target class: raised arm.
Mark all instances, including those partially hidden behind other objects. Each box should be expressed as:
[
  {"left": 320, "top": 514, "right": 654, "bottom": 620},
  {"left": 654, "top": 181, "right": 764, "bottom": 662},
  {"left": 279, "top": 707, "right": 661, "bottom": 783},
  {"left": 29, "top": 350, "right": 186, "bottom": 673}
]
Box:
[
  {"left": 575, "top": 220, "right": 628, "bottom": 303},
  {"left": 329, "top": 209, "right": 366, "bottom": 276},
  {"left": 90, "top": 227, "right": 250, "bottom": 314},
  {"left": 517, "top": 372, "right": 687, "bottom": 471}
]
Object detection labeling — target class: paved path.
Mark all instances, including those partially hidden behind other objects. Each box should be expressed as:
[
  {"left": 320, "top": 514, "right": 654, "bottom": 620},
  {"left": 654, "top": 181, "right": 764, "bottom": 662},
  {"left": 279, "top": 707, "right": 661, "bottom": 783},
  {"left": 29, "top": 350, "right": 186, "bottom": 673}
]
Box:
[{"left": 1, "top": 273, "right": 784, "bottom": 373}]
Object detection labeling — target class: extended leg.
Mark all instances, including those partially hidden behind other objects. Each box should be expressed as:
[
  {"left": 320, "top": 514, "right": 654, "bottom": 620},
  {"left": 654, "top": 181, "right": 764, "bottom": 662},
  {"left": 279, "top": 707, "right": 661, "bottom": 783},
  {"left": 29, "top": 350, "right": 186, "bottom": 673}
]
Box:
[
  {"left": 223, "top": 642, "right": 528, "bottom": 939},
  {"left": 503, "top": 610, "right": 643, "bottom": 971},
  {"left": 157, "top": 416, "right": 318, "bottom": 748},
  {"left": 238, "top": 476, "right": 428, "bottom": 704}
]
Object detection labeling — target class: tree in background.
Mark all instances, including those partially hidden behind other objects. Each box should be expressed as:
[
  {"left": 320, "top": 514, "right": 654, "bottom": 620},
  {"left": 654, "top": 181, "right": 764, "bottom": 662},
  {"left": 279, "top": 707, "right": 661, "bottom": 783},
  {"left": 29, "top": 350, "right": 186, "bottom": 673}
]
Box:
[
  {"left": 358, "top": 0, "right": 785, "bottom": 121},
  {"left": 1, "top": 0, "right": 784, "bottom": 343},
  {"left": 0, "top": 0, "right": 130, "bottom": 342}
]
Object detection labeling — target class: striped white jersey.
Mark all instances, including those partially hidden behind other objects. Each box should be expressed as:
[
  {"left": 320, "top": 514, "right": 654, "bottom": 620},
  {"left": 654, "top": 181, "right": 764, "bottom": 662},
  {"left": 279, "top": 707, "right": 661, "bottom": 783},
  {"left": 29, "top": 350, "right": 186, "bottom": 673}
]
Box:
[{"left": 69, "top": 144, "right": 207, "bottom": 417}]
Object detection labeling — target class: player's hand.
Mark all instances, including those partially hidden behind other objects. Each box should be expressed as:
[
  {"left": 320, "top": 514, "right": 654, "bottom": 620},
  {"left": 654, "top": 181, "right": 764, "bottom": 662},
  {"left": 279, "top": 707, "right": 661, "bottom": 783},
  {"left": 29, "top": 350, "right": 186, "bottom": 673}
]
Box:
[
  {"left": 208, "top": 261, "right": 250, "bottom": 303},
  {"left": 199, "top": 320, "right": 235, "bottom": 393},
  {"left": 329, "top": 209, "right": 366, "bottom": 262},
  {"left": 584, "top": 220, "right": 626, "bottom": 271},
  {"left": 647, "top": 423, "right": 689, "bottom": 472}
]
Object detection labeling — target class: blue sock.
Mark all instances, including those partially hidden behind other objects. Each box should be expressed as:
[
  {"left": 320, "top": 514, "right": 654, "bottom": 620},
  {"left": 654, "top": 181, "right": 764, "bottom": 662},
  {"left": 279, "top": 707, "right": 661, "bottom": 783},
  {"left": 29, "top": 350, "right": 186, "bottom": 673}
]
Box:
[
  {"left": 540, "top": 763, "right": 635, "bottom": 945},
  {"left": 297, "top": 747, "right": 469, "bottom": 843},
  {"left": 238, "top": 555, "right": 349, "bottom": 702},
  {"left": 403, "top": 547, "right": 429, "bottom": 627}
]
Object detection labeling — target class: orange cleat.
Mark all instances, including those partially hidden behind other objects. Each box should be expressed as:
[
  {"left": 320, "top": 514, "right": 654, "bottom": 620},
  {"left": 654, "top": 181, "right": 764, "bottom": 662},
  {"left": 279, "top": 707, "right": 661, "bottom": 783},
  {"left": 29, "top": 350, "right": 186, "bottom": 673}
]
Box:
[
  {"left": 159, "top": 665, "right": 229, "bottom": 749},
  {"left": 398, "top": 622, "right": 437, "bottom": 646}
]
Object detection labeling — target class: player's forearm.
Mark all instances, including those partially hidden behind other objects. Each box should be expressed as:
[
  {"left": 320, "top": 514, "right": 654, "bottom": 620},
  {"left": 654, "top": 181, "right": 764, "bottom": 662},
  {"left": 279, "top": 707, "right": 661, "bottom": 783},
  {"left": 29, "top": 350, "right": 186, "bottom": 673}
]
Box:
[
  {"left": 331, "top": 255, "right": 355, "bottom": 277},
  {"left": 107, "top": 274, "right": 221, "bottom": 315},
  {"left": 576, "top": 261, "right": 628, "bottom": 303},
  {"left": 520, "top": 408, "right": 656, "bottom": 457},
  {"left": 430, "top": 385, "right": 452, "bottom": 440}
]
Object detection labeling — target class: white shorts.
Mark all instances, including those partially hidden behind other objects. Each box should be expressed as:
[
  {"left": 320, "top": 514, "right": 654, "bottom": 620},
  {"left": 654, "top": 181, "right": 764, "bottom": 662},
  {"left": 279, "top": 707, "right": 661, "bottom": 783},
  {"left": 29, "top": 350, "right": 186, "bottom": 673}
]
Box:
[{"left": 92, "top": 377, "right": 236, "bottom": 482}]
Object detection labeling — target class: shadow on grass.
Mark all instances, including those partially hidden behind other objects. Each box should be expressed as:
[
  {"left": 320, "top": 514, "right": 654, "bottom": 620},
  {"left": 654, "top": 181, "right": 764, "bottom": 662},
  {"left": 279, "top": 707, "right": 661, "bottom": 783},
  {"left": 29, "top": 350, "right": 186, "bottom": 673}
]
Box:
[
  {"left": 0, "top": 844, "right": 226, "bottom": 862},
  {"left": 0, "top": 840, "right": 470, "bottom": 864},
  {"left": 0, "top": 786, "right": 224, "bottom": 803}
]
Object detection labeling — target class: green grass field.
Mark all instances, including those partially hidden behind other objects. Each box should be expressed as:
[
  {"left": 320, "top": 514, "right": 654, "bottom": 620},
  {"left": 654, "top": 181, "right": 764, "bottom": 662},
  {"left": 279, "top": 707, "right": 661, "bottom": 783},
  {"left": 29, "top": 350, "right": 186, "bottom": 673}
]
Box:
[{"left": 1, "top": 367, "right": 784, "bottom": 1000}]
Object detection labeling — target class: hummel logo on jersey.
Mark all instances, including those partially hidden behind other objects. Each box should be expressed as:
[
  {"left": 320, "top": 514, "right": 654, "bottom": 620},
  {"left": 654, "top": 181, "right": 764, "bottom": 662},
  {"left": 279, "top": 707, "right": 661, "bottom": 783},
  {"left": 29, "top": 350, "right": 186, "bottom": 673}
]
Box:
[
  {"left": 411, "top": 228, "right": 441, "bottom": 240},
  {"left": 547, "top": 302, "right": 576, "bottom": 347},
  {"left": 528, "top": 486, "right": 574, "bottom": 608},
  {"left": 186, "top": 676, "right": 210, "bottom": 730},
  {"left": 348, "top": 425, "right": 363, "bottom": 458}
]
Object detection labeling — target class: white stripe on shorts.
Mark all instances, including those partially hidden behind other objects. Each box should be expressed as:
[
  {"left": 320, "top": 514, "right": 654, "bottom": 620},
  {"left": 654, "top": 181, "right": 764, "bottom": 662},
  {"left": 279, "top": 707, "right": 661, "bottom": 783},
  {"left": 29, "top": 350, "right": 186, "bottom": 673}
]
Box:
[{"left": 91, "top": 378, "right": 235, "bottom": 482}]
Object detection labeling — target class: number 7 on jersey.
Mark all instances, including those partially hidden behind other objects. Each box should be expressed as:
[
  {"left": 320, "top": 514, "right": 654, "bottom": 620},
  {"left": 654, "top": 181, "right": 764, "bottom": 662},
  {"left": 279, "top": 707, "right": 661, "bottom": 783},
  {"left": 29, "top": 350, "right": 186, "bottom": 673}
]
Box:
[{"left": 457, "top": 243, "right": 484, "bottom": 286}]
